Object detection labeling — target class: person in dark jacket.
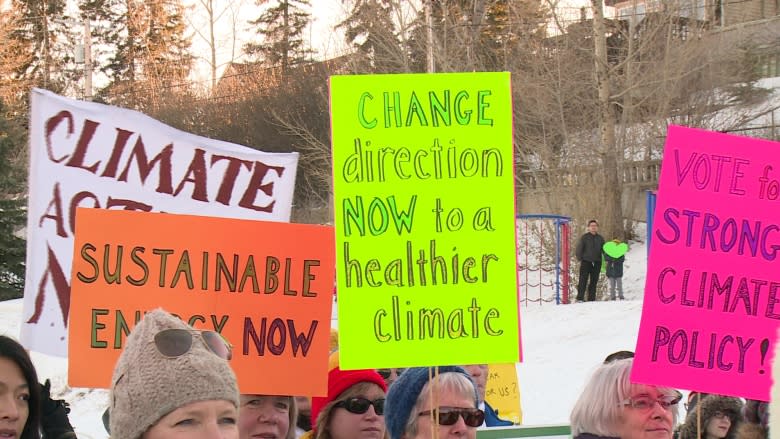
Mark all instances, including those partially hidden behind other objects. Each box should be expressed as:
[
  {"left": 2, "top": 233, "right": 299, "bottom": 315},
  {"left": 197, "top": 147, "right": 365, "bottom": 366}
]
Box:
[
  {"left": 575, "top": 219, "right": 606, "bottom": 302},
  {"left": 677, "top": 394, "right": 742, "bottom": 439},
  {"left": 603, "top": 238, "right": 625, "bottom": 301},
  {"left": 460, "top": 365, "right": 513, "bottom": 427}
]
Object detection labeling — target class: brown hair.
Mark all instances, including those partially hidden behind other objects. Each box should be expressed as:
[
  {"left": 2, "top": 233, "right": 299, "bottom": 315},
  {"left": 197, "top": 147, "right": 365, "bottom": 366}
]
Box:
[
  {"left": 240, "top": 395, "right": 298, "bottom": 439},
  {"left": 315, "top": 382, "right": 388, "bottom": 439}
]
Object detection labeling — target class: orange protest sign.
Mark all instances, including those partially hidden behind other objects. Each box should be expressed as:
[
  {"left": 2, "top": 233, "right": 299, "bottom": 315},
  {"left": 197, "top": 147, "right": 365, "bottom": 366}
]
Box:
[{"left": 68, "top": 208, "right": 335, "bottom": 396}]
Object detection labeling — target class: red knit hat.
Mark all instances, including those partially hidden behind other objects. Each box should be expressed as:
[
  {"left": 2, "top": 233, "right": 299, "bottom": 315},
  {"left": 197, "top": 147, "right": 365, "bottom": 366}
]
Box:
[{"left": 310, "top": 367, "right": 387, "bottom": 431}]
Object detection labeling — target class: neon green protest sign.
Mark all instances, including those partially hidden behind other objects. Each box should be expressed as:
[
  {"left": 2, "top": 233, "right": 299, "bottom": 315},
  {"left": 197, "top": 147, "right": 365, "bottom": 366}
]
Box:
[{"left": 331, "top": 72, "right": 519, "bottom": 370}]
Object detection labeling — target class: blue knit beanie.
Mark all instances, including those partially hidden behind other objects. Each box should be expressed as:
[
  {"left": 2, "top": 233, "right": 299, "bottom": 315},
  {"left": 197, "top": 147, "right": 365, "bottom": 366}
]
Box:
[{"left": 385, "top": 366, "right": 477, "bottom": 439}]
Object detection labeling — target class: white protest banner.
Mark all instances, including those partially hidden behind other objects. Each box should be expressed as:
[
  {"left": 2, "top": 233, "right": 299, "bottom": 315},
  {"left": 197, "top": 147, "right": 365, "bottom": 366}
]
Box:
[{"left": 22, "top": 89, "right": 299, "bottom": 356}]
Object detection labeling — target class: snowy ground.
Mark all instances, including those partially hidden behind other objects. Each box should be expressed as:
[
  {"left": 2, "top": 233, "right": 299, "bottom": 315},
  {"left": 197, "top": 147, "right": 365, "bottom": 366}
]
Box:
[{"left": 0, "top": 226, "right": 652, "bottom": 437}]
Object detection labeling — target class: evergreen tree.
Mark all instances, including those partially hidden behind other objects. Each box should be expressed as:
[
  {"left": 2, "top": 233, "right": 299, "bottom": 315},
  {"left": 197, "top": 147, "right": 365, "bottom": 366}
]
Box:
[
  {"left": 405, "top": 0, "right": 548, "bottom": 72},
  {"left": 80, "top": 0, "right": 139, "bottom": 89},
  {"left": 338, "top": 0, "right": 405, "bottom": 73},
  {"left": 0, "top": 100, "right": 27, "bottom": 300},
  {"left": 80, "top": 0, "right": 193, "bottom": 105},
  {"left": 3, "top": 0, "right": 78, "bottom": 107},
  {"left": 141, "top": 0, "right": 193, "bottom": 89},
  {"left": 245, "top": 0, "right": 313, "bottom": 75}
]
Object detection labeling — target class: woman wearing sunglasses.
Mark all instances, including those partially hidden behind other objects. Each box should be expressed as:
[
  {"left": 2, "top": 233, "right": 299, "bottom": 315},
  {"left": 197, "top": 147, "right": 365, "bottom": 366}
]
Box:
[
  {"left": 677, "top": 394, "right": 742, "bottom": 439},
  {"left": 239, "top": 394, "right": 297, "bottom": 439},
  {"left": 307, "top": 367, "right": 388, "bottom": 439},
  {"left": 570, "top": 358, "right": 681, "bottom": 439},
  {"left": 109, "top": 309, "right": 240, "bottom": 439},
  {"left": 384, "top": 366, "right": 483, "bottom": 439}
]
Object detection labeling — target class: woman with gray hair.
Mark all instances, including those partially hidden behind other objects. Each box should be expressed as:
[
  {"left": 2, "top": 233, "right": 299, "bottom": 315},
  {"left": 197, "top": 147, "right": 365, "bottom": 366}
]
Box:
[
  {"left": 570, "top": 358, "right": 681, "bottom": 439},
  {"left": 384, "top": 366, "right": 484, "bottom": 439}
]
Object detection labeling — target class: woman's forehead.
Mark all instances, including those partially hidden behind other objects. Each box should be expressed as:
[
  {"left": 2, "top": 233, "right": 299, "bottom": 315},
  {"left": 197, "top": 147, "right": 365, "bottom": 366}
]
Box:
[
  {"left": 420, "top": 387, "right": 473, "bottom": 408},
  {"left": 629, "top": 383, "right": 665, "bottom": 396},
  {"left": 353, "top": 382, "right": 385, "bottom": 398},
  {"left": 241, "top": 394, "right": 289, "bottom": 402}
]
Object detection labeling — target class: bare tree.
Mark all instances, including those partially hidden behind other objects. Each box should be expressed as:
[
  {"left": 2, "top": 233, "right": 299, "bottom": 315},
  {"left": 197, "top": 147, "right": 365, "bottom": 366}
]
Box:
[
  {"left": 188, "top": 0, "right": 247, "bottom": 90},
  {"left": 591, "top": 0, "right": 622, "bottom": 238},
  {"left": 189, "top": 0, "right": 772, "bottom": 231},
  {"left": 513, "top": 0, "right": 771, "bottom": 239}
]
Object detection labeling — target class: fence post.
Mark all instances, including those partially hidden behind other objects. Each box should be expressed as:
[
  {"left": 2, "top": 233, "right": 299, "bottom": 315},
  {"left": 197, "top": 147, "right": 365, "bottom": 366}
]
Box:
[
  {"left": 561, "top": 221, "right": 570, "bottom": 304},
  {"left": 646, "top": 190, "right": 657, "bottom": 261}
]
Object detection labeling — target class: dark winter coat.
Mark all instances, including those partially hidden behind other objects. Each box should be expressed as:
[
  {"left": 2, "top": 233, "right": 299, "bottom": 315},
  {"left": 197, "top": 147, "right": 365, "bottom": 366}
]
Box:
[
  {"left": 678, "top": 395, "right": 743, "bottom": 439},
  {"left": 734, "top": 422, "right": 768, "bottom": 439},
  {"left": 604, "top": 253, "right": 624, "bottom": 278},
  {"left": 576, "top": 233, "right": 605, "bottom": 263},
  {"left": 742, "top": 399, "right": 768, "bottom": 427}
]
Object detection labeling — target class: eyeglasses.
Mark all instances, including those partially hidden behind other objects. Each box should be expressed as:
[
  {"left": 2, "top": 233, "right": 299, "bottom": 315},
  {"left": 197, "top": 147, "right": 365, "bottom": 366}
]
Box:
[
  {"left": 712, "top": 411, "right": 731, "bottom": 421},
  {"left": 418, "top": 408, "right": 485, "bottom": 427},
  {"left": 620, "top": 392, "right": 682, "bottom": 411},
  {"left": 153, "top": 328, "right": 232, "bottom": 360},
  {"left": 377, "top": 368, "right": 406, "bottom": 380},
  {"left": 334, "top": 397, "right": 385, "bottom": 415}
]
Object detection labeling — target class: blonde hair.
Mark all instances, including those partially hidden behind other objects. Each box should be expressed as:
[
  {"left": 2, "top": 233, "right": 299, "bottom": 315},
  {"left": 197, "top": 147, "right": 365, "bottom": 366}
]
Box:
[
  {"left": 283, "top": 396, "right": 299, "bottom": 439},
  {"left": 240, "top": 395, "right": 298, "bottom": 439},
  {"left": 315, "top": 382, "right": 388, "bottom": 439},
  {"left": 570, "top": 359, "right": 680, "bottom": 437}
]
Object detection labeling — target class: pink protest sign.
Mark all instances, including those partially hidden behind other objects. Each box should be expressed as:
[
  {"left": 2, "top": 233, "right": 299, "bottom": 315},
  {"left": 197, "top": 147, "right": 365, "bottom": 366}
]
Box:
[{"left": 633, "top": 125, "right": 780, "bottom": 401}]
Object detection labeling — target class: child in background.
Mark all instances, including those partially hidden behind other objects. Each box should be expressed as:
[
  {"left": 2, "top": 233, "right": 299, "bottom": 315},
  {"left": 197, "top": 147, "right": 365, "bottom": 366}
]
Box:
[{"left": 604, "top": 238, "right": 625, "bottom": 300}]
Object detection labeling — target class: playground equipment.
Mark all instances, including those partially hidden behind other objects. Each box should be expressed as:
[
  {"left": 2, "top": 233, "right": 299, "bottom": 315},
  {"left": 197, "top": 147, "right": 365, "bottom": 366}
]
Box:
[
  {"left": 646, "top": 190, "right": 657, "bottom": 257},
  {"left": 516, "top": 214, "right": 571, "bottom": 305}
]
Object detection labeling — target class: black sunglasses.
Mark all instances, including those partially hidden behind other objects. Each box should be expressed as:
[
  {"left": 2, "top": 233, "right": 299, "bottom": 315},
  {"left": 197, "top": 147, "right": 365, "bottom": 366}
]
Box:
[
  {"left": 153, "top": 328, "right": 232, "bottom": 360},
  {"left": 418, "top": 408, "right": 485, "bottom": 427},
  {"left": 334, "top": 397, "right": 385, "bottom": 415},
  {"left": 377, "top": 368, "right": 406, "bottom": 380}
]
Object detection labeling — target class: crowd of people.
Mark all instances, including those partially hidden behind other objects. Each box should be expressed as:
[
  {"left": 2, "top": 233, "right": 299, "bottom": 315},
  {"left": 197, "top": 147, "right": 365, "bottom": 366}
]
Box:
[{"left": 0, "top": 309, "right": 771, "bottom": 439}]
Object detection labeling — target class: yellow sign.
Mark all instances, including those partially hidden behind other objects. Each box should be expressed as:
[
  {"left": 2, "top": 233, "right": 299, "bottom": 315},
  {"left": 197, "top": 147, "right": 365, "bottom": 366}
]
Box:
[{"left": 485, "top": 363, "right": 522, "bottom": 424}]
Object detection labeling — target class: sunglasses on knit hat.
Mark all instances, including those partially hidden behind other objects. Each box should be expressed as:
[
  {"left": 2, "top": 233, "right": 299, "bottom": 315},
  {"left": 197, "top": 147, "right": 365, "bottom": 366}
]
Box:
[
  {"left": 334, "top": 397, "right": 386, "bottom": 415},
  {"left": 153, "top": 328, "right": 233, "bottom": 360},
  {"left": 418, "top": 407, "right": 485, "bottom": 427}
]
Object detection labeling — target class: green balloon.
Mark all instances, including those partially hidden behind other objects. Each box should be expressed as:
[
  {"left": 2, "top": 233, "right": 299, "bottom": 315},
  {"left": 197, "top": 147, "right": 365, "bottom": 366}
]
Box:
[{"left": 603, "top": 241, "right": 628, "bottom": 258}]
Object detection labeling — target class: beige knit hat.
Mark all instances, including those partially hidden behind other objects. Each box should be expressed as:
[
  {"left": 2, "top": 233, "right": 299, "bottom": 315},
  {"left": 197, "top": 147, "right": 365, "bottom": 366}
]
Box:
[{"left": 109, "top": 309, "right": 239, "bottom": 439}]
